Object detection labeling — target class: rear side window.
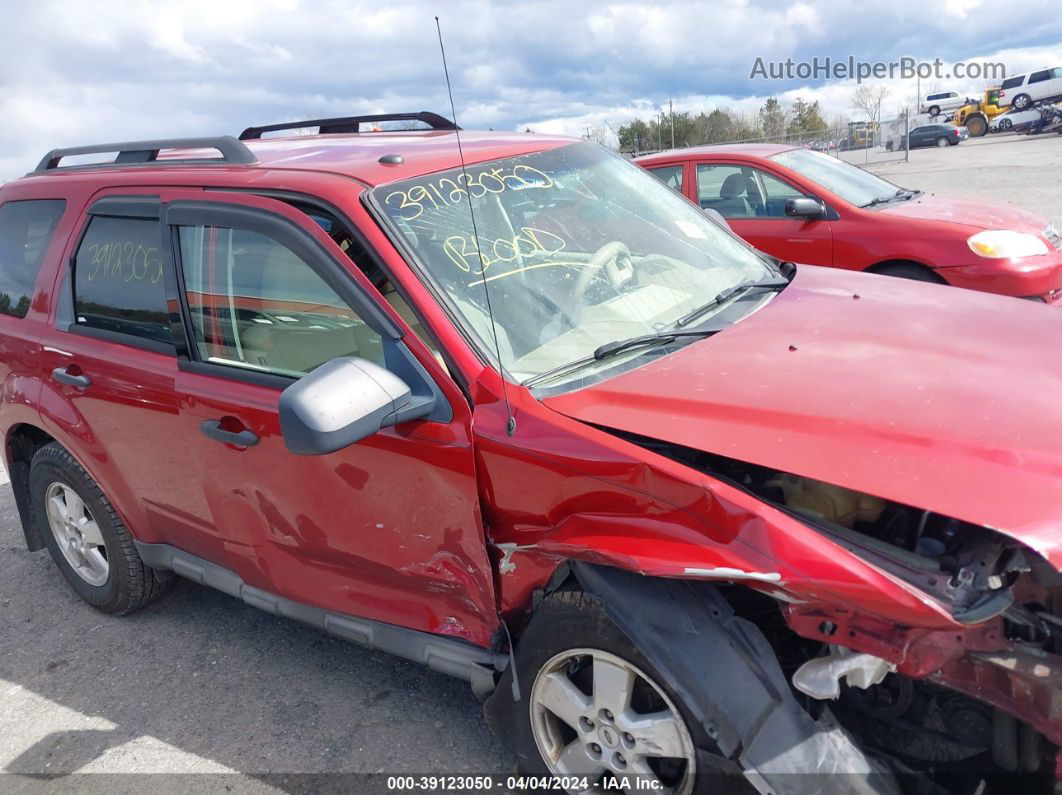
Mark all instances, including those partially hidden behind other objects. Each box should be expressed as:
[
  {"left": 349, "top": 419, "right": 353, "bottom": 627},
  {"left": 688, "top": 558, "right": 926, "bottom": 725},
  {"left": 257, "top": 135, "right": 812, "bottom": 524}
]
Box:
[
  {"left": 1029, "top": 70, "right": 1050, "bottom": 84},
  {"left": 73, "top": 216, "right": 170, "bottom": 344},
  {"left": 1001, "top": 76, "right": 1025, "bottom": 90},
  {"left": 0, "top": 199, "right": 66, "bottom": 318},
  {"left": 646, "top": 165, "right": 684, "bottom": 192}
]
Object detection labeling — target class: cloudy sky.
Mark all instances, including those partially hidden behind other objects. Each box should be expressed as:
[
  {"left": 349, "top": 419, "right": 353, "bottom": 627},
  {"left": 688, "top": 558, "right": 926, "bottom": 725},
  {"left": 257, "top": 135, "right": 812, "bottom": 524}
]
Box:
[{"left": 1, "top": 0, "right": 1060, "bottom": 179}]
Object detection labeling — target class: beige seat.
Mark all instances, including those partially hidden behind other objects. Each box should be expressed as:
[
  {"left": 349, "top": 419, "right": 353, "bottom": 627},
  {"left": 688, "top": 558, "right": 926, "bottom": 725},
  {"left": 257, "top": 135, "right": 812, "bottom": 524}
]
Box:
[
  {"left": 715, "top": 173, "right": 754, "bottom": 218},
  {"left": 235, "top": 246, "right": 380, "bottom": 373}
]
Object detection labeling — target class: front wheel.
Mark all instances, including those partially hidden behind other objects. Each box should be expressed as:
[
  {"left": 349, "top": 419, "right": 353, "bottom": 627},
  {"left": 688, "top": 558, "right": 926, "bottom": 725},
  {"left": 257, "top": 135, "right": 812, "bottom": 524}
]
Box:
[
  {"left": 928, "top": 105, "right": 940, "bottom": 116},
  {"left": 999, "top": 118, "right": 1013, "bottom": 131},
  {"left": 513, "top": 592, "right": 709, "bottom": 792}
]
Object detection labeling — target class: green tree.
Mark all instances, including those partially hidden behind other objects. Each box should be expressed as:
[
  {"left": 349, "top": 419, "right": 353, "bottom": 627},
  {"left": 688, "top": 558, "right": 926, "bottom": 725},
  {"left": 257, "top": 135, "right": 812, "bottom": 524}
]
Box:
[{"left": 758, "top": 97, "right": 787, "bottom": 142}]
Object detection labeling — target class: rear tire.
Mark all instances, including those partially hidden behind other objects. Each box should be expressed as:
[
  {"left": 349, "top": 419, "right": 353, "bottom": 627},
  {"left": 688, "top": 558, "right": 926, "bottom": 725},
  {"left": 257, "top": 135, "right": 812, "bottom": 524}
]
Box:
[
  {"left": 936, "top": 136, "right": 950, "bottom": 147},
  {"left": 1012, "top": 94, "right": 1031, "bottom": 110},
  {"left": 29, "top": 443, "right": 171, "bottom": 614},
  {"left": 928, "top": 105, "right": 940, "bottom": 116},
  {"left": 999, "top": 118, "right": 1013, "bottom": 131}
]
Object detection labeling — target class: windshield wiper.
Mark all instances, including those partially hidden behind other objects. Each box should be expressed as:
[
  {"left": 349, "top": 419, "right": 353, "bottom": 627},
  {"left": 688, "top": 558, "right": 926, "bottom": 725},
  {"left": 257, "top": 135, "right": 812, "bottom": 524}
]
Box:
[
  {"left": 673, "top": 275, "right": 789, "bottom": 329},
  {"left": 592, "top": 328, "right": 723, "bottom": 360},
  {"left": 861, "top": 188, "right": 920, "bottom": 208},
  {"left": 522, "top": 328, "right": 722, "bottom": 388}
]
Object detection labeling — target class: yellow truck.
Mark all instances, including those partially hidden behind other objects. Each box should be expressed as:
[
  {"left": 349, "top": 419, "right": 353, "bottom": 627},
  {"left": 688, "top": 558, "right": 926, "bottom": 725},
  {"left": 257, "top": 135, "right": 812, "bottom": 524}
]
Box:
[{"left": 952, "top": 88, "right": 1003, "bottom": 137}]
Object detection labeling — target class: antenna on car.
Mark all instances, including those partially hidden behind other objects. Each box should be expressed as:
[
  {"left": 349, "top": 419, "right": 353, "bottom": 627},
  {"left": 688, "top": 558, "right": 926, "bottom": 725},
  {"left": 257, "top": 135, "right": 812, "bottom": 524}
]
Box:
[{"left": 435, "top": 16, "right": 517, "bottom": 438}]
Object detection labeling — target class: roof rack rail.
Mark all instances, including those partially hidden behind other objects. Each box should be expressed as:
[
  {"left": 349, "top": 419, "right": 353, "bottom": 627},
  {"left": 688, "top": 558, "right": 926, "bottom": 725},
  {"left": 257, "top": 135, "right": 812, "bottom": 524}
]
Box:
[
  {"left": 238, "top": 111, "right": 459, "bottom": 140},
  {"left": 34, "top": 136, "right": 257, "bottom": 173}
]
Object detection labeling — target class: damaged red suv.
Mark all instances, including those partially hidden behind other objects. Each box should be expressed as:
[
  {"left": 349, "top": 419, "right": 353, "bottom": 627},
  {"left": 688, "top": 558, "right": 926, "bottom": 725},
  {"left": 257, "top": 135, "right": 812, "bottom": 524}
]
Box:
[{"left": 1, "top": 112, "right": 1059, "bottom": 793}]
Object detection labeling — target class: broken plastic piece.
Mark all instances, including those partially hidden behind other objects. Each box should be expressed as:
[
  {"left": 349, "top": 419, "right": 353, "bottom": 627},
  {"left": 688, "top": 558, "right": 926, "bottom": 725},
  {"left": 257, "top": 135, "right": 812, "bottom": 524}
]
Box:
[{"left": 792, "top": 647, "right": 896, "bottom": 700}]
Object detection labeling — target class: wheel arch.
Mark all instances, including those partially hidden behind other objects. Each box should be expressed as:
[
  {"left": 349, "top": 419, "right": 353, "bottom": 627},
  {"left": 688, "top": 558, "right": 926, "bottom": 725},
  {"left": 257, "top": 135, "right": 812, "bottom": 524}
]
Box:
[
  {"left": 865, "top": 259, "right": 947, "bottom": 283},
  {"left": 6, "top": 423, "right": 57, "bottom": 551},
  {"left": 487, "top": 562, "right": 893, "bottom": 793}
]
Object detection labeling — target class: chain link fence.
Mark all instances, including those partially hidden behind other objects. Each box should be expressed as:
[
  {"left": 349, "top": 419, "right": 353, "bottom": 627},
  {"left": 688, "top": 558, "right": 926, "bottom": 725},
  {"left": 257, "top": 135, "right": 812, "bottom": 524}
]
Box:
[{"left": 628, "top": 118, "right": 912, "bottom": 165}]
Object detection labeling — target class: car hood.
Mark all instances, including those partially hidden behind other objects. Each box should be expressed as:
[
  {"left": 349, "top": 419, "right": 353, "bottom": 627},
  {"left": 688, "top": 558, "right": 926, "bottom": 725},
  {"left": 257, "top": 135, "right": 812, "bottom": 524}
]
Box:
[
  {"left": 544, "top": 265, "right": 1062, "bottom": 569},
  {"left": 878, "top": 192, "right": 1050, "bottom": 234}
]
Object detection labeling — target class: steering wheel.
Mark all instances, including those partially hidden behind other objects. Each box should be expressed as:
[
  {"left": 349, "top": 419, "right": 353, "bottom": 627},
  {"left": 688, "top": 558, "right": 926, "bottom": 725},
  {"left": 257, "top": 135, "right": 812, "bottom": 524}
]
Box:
[{"left": 571, "top": 241, "right": 635, "bottom": 305}]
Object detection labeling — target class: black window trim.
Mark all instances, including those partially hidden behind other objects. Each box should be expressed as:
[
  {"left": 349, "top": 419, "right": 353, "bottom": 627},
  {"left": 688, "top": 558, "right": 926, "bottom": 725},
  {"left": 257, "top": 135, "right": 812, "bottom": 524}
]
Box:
[
  {"left": 206, "top": 186, "right": 473, "bottom": 402},
  {"left": 59, "top": 195, "right": 177, "bottom": 356},
  {"left": 163, "top": 199, "right": 453, "bottom": 422}
]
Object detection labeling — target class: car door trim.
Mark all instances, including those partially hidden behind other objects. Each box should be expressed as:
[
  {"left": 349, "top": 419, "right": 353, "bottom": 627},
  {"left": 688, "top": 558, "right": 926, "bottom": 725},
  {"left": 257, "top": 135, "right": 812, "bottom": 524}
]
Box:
[{"left": 134, "top": 541, "right": 504, "bottom": 696}]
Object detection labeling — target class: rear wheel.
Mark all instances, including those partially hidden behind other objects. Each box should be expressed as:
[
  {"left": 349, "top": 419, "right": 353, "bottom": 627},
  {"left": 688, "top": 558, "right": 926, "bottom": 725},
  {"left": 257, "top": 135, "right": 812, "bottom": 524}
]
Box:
[
  {"left": 928, "top": 105, "right": 940, "bottom": 116},
  {"left": 999, "top": 117, "right": 1013, "bottom": 131},
  {"left": 936, "top": 136, "right": 950, "bottom": 147},
  {"left": 29, "top": 443, "right": 171, "bottom": 614},
  {"left": 1012, "top": 94, "right": 1032, "bottom": 110}
]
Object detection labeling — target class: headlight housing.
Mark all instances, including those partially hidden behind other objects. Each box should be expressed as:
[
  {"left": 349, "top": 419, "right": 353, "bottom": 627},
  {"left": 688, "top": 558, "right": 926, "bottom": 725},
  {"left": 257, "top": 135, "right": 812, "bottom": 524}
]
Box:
[{"left": 967, "top": 230, "right": 1049, "bottom": 259}]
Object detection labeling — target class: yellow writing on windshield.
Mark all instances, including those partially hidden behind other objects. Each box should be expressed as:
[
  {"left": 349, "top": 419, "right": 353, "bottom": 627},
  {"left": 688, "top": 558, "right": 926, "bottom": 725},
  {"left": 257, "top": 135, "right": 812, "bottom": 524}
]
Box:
[
  {"left": 385, "top": 164, "right": 554, "bottom": 221},
  {"left": 443, "top": 227, "right": 566, "bottom": 275}
]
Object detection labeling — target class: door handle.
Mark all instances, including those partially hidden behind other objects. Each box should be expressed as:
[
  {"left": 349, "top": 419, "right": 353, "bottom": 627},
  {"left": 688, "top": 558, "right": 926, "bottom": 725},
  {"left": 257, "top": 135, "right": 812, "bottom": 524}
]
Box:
[
  {"left": 200, "top": 419, "right": 259, "bottom": 447},
  {"left": 52, "top": 366, "right": 91, "bottom": 389}
]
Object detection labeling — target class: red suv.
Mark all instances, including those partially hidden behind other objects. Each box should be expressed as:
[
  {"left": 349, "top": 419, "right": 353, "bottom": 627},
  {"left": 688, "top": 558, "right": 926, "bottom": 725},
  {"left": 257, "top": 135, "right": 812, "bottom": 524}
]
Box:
[
  {"left": 1, "top": 113, "right": 1060, "bottom": 792},
  {"left": 638, "top": 144, "right": 1062, "bottom": 304}
]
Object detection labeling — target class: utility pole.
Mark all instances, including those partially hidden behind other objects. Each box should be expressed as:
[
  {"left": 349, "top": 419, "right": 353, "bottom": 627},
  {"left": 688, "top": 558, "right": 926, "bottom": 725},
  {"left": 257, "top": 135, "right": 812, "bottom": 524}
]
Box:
[
  {"left": 657, "top": 111, "right": 662, "bottom": 150},
  {"left": 670, "top": 99, "right": 675, "bottom": 149}
]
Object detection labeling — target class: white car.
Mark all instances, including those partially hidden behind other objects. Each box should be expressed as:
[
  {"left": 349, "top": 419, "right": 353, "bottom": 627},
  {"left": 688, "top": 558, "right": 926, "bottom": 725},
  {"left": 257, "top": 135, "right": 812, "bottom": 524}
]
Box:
[
  {"left": 918, "top": 90, "right": 967, "bottom": 116},
  {"left": 998, "top": 67, "right": 1062, "bottom": 109},
  {"left": 989, "top": 108, "right": 1042, "bottom": 132}
]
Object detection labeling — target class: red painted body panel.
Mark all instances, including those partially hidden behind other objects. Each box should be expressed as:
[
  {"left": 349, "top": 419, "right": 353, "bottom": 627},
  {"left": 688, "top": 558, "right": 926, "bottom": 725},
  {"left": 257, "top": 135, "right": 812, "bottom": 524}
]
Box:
[
  {"left": 637, "top": 147, "right": 1062, "bottom": 300},
  {"left": 1, "top": 132, "right": 1059, "bottom": 760},
  {"left": 544, "top": 264, "right": 1062, "bottom": 569}
]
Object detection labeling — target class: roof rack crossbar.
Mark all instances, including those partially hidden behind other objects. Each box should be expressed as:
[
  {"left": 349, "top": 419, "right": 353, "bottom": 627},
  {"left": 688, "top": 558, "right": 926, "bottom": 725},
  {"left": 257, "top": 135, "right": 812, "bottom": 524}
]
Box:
[
  {"left": 238, "top": 111, "right": 459, "bottom": 140},
  {"left": 34, "top": 136, "right": 257, "bottom": 173}
]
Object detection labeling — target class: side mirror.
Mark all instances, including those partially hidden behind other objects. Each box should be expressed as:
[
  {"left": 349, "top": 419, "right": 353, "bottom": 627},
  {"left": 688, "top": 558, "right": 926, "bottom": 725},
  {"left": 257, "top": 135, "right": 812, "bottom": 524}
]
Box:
[
  {"left": 785, "top": 197, "right": 826, "bottom": 219},
  {"left": 279, "top": 356, "right": 430, "bottom": 455},
  {"left": 702, "top": 207, "right": 731, "bottom": 230}
]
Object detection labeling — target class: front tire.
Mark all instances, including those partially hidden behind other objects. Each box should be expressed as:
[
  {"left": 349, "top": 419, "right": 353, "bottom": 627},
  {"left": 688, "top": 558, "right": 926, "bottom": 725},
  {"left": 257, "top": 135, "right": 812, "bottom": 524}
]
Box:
[
  {"left": 29, "top": 442, "right": 171, "bottom": 614},
  {"left": 928, "top": 105, "right": 940, "bottom": 116},
  {"left": 511, "top": 592, "right": 712, "bottom": 793}
]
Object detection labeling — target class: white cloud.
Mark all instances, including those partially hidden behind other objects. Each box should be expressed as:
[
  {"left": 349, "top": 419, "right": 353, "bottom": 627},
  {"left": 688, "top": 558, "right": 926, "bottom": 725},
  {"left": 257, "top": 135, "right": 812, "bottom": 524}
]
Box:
[{"left": 0, "top": 0, "right": 1059, "bottom": 179}]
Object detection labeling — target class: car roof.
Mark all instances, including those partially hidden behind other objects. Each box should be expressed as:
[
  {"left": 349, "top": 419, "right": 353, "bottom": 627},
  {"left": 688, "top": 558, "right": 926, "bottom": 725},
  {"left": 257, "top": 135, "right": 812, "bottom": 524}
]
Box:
[
  {"left": 635, "top": 143, "right": 795, "bottom": 163},
  {"left": 19, "top": 129, "right": 579, "bottom": 189}
]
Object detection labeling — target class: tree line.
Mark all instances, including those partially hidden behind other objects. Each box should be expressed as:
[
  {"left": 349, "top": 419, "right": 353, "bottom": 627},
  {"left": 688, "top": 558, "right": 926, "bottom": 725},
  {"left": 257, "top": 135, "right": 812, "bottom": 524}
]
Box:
[{"left": 616, "top": 97, "right": 838, "bottom": 153}]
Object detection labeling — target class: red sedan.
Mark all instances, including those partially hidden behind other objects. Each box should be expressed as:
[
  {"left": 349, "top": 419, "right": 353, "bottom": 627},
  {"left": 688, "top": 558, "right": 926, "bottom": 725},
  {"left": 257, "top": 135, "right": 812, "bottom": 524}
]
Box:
[{"left": 637, "top": 144, "right": 1062, "bottom": 303}]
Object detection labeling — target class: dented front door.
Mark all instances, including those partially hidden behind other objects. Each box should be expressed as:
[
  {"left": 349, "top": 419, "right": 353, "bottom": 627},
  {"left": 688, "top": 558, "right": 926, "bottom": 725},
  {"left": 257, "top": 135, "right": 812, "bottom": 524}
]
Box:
[{"left": 161, "top": 190, "right": 499, "bottom": 646}]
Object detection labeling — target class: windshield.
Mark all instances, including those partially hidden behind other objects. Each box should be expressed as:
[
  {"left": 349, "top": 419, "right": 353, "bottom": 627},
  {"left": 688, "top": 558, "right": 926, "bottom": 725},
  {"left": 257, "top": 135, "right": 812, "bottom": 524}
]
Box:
[
  {"left": 770, "top": 148, "right": 903, "bottom": 207},
  {"left": 373, "top": 142, "right": 772, "bottom": 384}
]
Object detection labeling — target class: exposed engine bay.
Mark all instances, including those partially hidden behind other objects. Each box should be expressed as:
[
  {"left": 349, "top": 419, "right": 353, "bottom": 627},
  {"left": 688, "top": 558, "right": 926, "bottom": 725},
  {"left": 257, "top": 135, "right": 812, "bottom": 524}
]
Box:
[{"left": 616, "top": 431, "right": 1061, "bottom": 787}]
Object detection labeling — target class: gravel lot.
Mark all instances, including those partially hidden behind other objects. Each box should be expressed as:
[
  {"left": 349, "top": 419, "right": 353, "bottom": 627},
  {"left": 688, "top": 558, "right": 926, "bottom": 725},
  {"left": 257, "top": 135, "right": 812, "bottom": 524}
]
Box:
[
  {"left": 1, "top": 131, "right": 1059, "bottom": 791},
  {"left": 863, "top": 133, "right": 1062, "bottom": 224}
]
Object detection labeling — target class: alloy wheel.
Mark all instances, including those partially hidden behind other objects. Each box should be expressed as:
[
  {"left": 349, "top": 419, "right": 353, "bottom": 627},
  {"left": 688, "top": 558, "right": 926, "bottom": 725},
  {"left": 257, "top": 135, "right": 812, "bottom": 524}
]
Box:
[
  {"left": 530, "top": 647, "right": 696, "bottom": 794},
  {"left": 44, "top": 481, "right": 109, "bottom": 586}
]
